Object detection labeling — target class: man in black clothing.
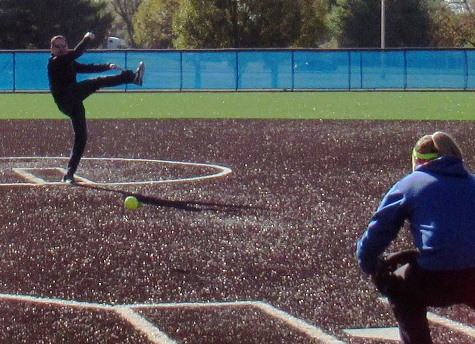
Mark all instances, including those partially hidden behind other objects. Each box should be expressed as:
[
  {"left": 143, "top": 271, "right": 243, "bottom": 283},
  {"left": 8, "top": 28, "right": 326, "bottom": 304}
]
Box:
[{"left": 48, "top": 32, "right": 144, "bottom": 184}]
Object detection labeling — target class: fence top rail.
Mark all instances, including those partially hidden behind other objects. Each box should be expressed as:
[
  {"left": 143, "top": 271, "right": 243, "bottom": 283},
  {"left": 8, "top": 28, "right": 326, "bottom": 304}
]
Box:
[{"left": 1, "top": 47, "right": 475, "bottom": 54}]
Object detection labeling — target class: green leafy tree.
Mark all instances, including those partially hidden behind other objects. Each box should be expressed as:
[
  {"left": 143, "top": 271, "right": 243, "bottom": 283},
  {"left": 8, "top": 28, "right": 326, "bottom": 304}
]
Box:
[
  {"left": 0, "top": 0, "right": 113, "bottom": 49},
  {"left": 173, "top": 0, "right": 238, "bottom": 48},
  {"left": 132, "top": 0, "right": 330, "bottom": 48},
  {"left": 133, "top": 0, "right": 179, "bottom": 48},
  {"left": 294, "top": 0, "right": 331, "bottom": 47},
  {"left": 330, "top": 0, "right": 431, "bottom": 48},
  {"left": 174, "top": 0, "right": 303, "bottom": 48},
  {"left": 429, "top": 0, "right": 475, "bottom": 47}
]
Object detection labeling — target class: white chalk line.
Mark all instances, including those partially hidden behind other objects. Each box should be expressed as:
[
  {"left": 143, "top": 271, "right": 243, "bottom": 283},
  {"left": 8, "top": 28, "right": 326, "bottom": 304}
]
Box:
[
  {"left": 0, "top": 156, "right": 232, "bottom": 186},
  {"left": 343, "top": 327, "right": 400, "bottom": 341},
  {"left": 427, "top": 311, "right": 475, "bottom": 338},
  {"left": 12, "top": 167, "right": 96, "bottom": 185},
  {"left": 0, "top": 292, "right": 111, "bottom": 310},
  {"left": 378, "top": 297, "right": 475, "bottom": 338},
  {"left": 345, "top": 298, "right": 475, "bottom": 341},
  {"left": 130, "top": 300, "right": 344, "bottom": 343},
  {"left": 0, "top": 293, "right": 343, "bottom": 343},
  {"left": 12, "top": 167, "right": 53, "bottom": 185},
  {"left": 254, "top": 301, "right": 346, "bottom": 343},
  {"left": 114, "top": 307, "right": 177, "bottom": 344}
]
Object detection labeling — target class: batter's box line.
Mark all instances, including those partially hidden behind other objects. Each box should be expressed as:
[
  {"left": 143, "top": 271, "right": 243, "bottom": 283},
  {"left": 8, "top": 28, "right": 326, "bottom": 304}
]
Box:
[{"left": 0, "top": 293, "right": 344, "bottom": 344}]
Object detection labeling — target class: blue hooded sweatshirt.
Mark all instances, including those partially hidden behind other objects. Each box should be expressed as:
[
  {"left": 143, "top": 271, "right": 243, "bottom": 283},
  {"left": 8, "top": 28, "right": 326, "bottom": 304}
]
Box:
[{"left": 357, "top": 156, "right": 475, "bottom": 275}]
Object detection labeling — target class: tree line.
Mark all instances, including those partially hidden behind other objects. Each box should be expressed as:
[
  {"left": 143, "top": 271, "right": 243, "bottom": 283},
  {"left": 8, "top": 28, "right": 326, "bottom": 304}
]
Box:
[{"left": 0, "top": 0, "right": 474, "bottom": 49}]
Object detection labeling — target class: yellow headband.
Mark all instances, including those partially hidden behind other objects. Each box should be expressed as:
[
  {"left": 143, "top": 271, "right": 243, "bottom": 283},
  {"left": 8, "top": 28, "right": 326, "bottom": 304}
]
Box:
[{"left": 413, "top": 148, "right": 438, "bottom": 160}]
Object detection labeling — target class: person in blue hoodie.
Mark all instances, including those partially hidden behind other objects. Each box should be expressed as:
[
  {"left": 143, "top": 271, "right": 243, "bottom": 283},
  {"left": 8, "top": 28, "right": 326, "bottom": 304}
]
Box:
[{"left": 357, "top": 131, "right": 475, "bottom": 344}]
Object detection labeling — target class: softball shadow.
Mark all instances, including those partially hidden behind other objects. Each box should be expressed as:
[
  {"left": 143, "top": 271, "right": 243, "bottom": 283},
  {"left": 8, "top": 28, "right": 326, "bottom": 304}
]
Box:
[
  {"left": 79, "top": 184, "right": 264, "bottom": 213},
  {"left": 136, "top": 194, "right": 259, "bottom": 212}
]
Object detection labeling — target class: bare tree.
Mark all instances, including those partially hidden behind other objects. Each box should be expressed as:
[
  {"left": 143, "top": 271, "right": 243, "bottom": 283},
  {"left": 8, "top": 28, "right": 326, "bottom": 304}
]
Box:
[{"left": 110, "top": 0, "right": 143, "bottom": 47}]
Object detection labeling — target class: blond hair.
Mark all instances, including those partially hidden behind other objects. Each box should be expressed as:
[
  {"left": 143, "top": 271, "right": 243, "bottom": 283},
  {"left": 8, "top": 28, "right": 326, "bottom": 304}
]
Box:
[{"left": 413, "top": 131, "right": 463, "bottom": 160}]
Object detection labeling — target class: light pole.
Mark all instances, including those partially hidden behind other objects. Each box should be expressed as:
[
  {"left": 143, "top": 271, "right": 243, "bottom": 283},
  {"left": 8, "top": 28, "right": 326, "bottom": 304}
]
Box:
[{"left": 381, "top": 0, "right": 386, "bottom": 49}]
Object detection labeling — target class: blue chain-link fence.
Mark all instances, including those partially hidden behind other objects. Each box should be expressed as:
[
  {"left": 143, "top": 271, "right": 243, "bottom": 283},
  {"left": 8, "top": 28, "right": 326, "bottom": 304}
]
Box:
[{"left": 1, "top": 49, "right": 474, "bottom": 91}]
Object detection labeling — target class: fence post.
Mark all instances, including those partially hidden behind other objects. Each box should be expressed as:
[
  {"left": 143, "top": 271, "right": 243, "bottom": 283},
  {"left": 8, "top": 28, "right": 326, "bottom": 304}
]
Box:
[
  {"left": 291, "top": 50, "right": 295, "bottom": 91},
  {"left": 235, "top": 50, "right": 239, "bottom": 91},
  {"left": 403, "top": 50, "right": 408, "bottom": 90},
  {"left": 12, "top": 52, "right": 16, "bottom": 92},
  {"left": 124, "top": 50, "right": 128, "bottom": 92},
  {"left": 348, "top": 50, "right": 352, "bottom": 91},
  {"left": 179, "top": 51, "right": 183, "bottom": 91},
  {"left": 463, "top": 49, "right": 468, "bottom": 90},
  {"left": 359, "top": 51, "right": 363, "bottom": 89}
]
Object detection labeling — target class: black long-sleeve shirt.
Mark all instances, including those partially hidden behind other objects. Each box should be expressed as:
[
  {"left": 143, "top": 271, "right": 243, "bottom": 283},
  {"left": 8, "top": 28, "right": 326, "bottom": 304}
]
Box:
[{"left": 47, "top": 37, "right": 110, "bottom": 104}]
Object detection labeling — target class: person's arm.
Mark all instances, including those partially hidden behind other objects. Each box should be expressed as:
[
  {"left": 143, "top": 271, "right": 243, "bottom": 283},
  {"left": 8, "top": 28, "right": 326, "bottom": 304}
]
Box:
[
  {"left": 57, "top": 32, "right": 95, "bottom": 64},
  {"left": 71, "top": 32, "right": 95, "bottom": 58},
  {"left": 356, "top": 184, "right": 407, "bottom": 275}
]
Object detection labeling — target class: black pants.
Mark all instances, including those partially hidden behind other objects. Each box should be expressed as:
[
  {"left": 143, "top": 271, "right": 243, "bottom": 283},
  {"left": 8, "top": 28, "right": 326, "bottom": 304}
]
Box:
[
  {"left": 385, "top": 263, "right": 475, "bottom": 344},
  {"left": 56, "top": 71, "right": 134, "bottom": 177}
]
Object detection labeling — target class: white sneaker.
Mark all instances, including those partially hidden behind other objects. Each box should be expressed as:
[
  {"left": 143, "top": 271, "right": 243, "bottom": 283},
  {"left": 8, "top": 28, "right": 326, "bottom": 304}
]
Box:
[
  {"left": 62, "top": 174, "right": 76, "bottom": 185},
  {"left": 133, "top": 61, "right": 145, "bottom": 86}
]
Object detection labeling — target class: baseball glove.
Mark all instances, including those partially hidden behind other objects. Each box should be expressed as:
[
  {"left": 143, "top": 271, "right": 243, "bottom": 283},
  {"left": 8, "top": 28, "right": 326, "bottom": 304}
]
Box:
[{"left": 372, "top": 249, "right": 419, "bottom": 296}]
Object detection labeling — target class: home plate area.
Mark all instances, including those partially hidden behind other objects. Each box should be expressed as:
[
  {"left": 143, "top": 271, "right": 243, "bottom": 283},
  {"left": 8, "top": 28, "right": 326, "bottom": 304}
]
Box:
[
  {"left": 0, "top": 293, "right": 345, "bottom": 343},
  {"left": 4, "top": 293, "right": 475, "bottom": 343},
  {"left": 0, "top": 156, "right": 232, "bottom": 186}
]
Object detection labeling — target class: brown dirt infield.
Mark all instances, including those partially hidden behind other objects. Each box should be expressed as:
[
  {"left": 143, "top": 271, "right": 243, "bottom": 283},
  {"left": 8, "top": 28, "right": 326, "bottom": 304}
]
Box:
[{"left": 1, "top": 119, "right": 475, "bottom": 343}]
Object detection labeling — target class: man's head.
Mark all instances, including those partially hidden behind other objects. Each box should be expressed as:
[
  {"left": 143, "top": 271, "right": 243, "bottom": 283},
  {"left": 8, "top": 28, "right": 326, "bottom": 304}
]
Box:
[{"left": 50, "top": 35, "right": 68, "bottom": 56}]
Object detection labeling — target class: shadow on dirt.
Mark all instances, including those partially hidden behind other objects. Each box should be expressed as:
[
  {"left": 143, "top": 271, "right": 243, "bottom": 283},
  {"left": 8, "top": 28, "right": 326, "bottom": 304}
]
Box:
[{"left": 78, "top": 183, "right": 265, "bottom": 213}]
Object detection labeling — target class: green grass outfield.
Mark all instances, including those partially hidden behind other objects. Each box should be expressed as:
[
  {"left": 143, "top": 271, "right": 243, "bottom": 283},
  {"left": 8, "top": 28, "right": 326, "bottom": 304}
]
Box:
[{"left": 1, "top": 91, "right": 475, "bottom": 120}]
